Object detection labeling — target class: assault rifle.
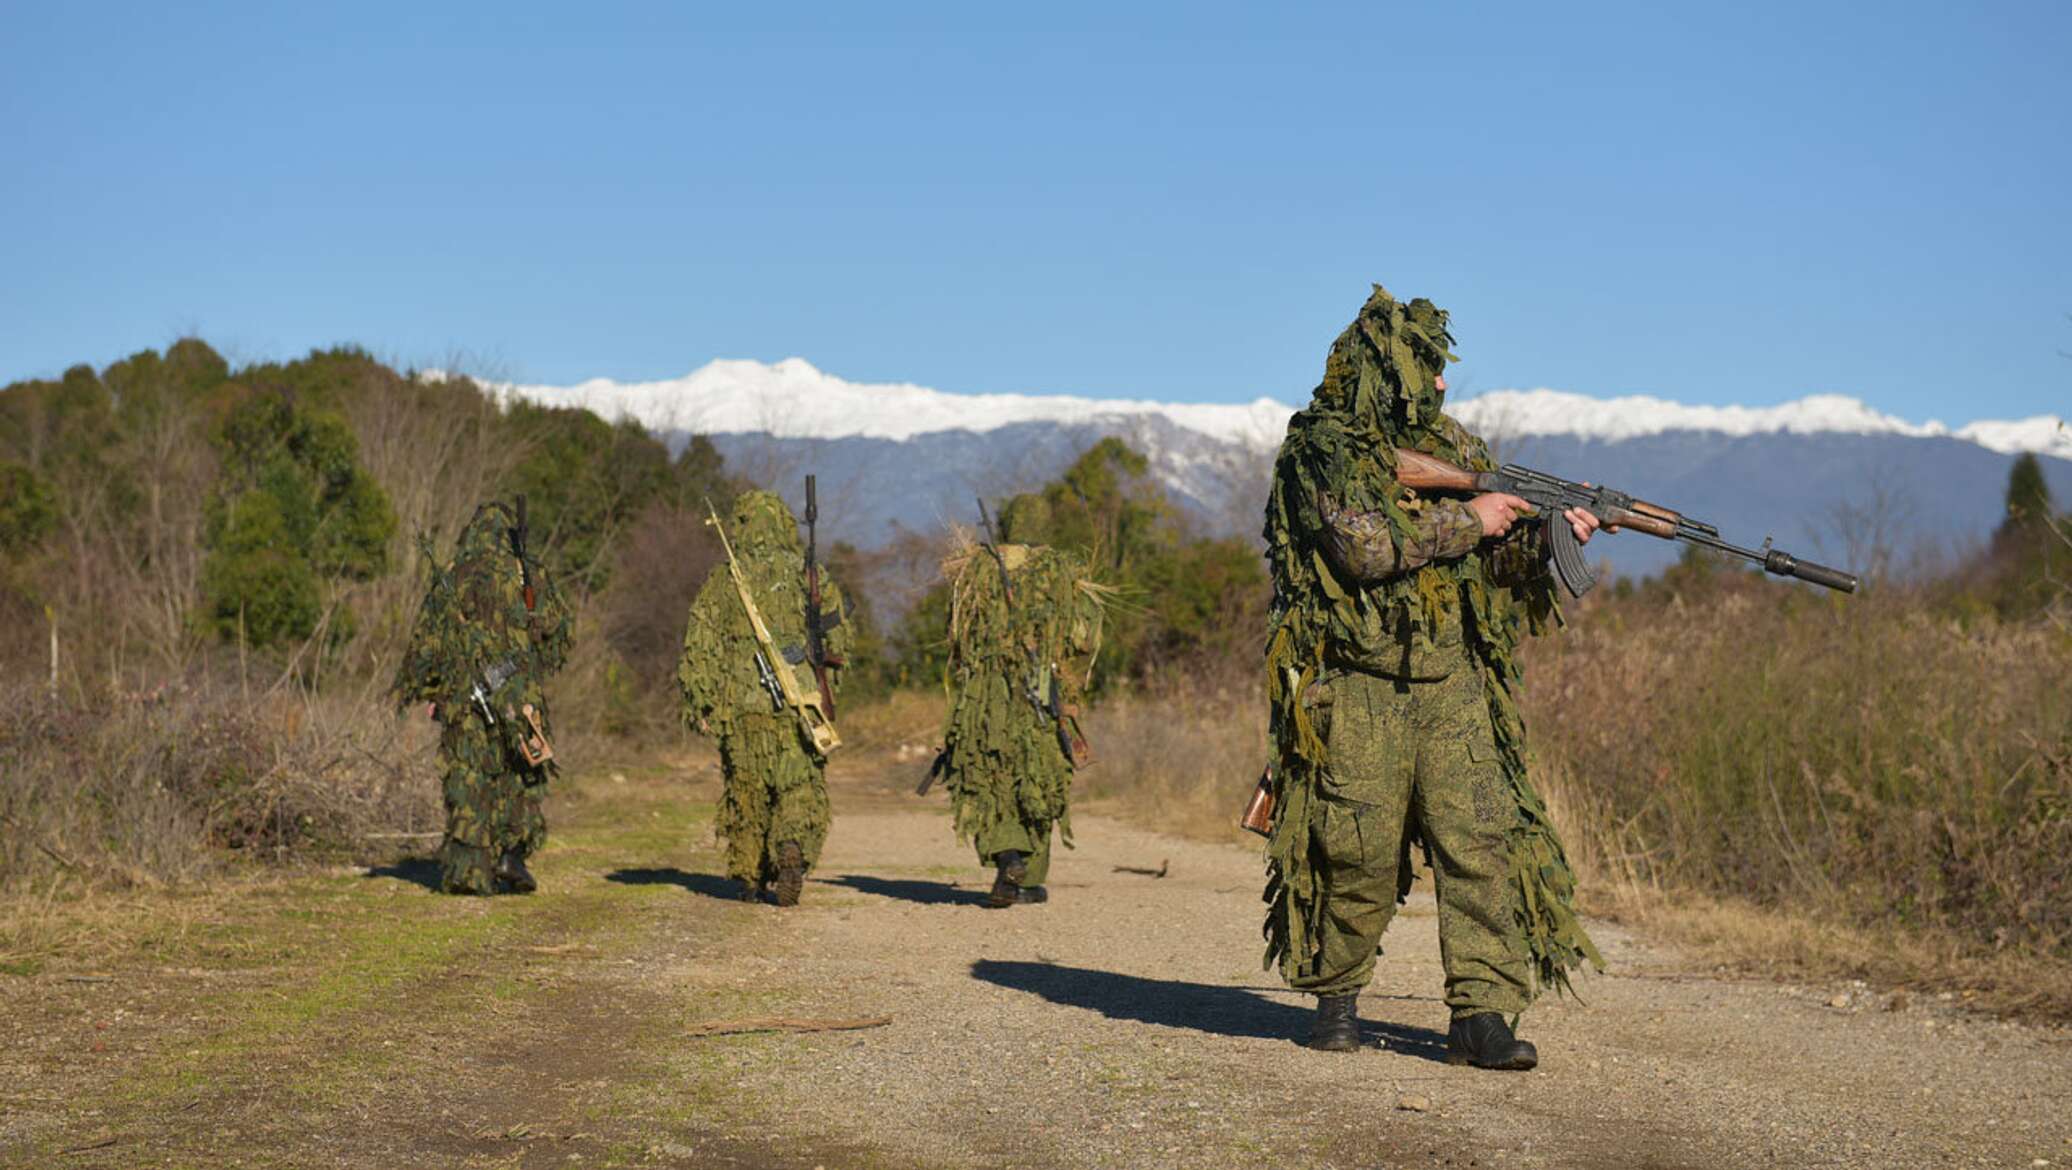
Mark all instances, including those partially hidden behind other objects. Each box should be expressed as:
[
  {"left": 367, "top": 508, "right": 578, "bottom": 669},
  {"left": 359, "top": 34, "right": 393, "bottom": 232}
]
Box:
[
  {"left": 801, "top": 475, "right": 845, "bottom": 721},
  {"left": 511, "top": 494, "right": 536, "bottom": 612},
  {"left": 706, "top": 500, "right": 841, "bottom": 755},
  {"left": 1392, "top": 450, "right": 1860, "bottom": 597}
]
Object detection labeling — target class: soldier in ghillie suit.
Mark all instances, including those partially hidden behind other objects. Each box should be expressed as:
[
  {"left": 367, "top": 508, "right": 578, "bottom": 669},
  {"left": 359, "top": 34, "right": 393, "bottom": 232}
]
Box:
[
  {"left": 1260, "top": 285, "right": 1605, "bottom": 1069},
  {"left": 936, "top": 536, "right": 1105, "bottom": 908},
  {"left": 679, "top": 490, "right": 851, "bottom": 907},
  {"left": 393, "top": 500, "right": 573, "bottom": 896}
]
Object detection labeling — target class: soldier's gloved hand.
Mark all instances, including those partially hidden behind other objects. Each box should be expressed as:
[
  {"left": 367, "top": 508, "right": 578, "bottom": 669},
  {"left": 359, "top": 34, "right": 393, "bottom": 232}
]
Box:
[{"left": 1468, "top": 492, "right": 1533, "bottom": 537}]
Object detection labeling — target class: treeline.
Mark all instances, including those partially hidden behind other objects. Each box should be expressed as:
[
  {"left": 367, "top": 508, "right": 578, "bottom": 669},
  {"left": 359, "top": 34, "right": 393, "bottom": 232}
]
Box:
[
  {"left": 0, "top": 341, "right": 741, "bottom": 717},
  {"left": 0, "top": 340, "right": 1270, "bottom": 722}
]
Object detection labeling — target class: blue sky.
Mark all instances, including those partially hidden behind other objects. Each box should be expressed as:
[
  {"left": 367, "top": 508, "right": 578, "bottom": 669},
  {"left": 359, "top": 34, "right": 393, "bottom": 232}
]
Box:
[{"left": 3, "top": 1, "right": 2067, "bottom": 421}]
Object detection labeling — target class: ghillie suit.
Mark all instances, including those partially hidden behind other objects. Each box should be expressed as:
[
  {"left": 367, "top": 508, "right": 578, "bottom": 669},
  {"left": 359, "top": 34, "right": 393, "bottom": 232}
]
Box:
[
  {"left": 679, "top": 491, "right": 851, "bottom": 899},
  {"left": 937, "top": 538, "right": 1105, "bottom": 900},
  {"left": 393, "top": 501, "right": 573, "bottom": 895},
  {"left": 1260, "top": 285, "right": 1601, "bottom": 1019}
]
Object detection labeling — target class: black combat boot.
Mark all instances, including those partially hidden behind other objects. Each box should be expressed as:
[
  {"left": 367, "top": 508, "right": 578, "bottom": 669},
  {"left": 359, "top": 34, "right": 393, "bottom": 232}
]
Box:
[
  {"left": 1016, "top": 886, "right": 1048, "bottom": 905},
  {"left": 1447, "top": 1013, "right": 1538, "bottom": 1070},
  {"left": 772, "top": 840, "right": 806, "bottom": 908},
  {"left": 492, "top": 848, "right": 537, "bottom": 895},
  {"left": 987, "top": 850, "right": 1028, "bottom": 908},
  {"left": 1308, "top": 993, "right": 1360, "bottom": 1052}
]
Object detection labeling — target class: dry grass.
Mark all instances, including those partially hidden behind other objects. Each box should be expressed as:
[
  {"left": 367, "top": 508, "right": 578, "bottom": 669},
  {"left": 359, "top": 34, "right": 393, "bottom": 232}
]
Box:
[
  {"left": 1074, "top": 683, "right": 1267, "bottom": 844},
  {"left": 0, "top": 680, "right": 437, "bottom": 896},
  {"left": 1526, "top": 581, "right": 2071, "bottom": 948}
]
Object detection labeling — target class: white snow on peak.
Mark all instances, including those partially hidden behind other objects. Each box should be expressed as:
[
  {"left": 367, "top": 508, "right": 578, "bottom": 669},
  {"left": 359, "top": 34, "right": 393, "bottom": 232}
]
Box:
[
  {"left": 482, "top": 358, "right": 2072, "bottom": 461},
  {"left": 1450, "top": 388, "right": 2072, "bottom": 459},
  {"left": 488, "top": 357, "right": 1294, "bottom": 449}
]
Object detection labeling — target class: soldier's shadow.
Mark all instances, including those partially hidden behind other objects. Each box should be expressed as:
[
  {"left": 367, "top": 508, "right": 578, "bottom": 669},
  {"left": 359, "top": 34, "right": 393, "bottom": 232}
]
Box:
[
  {"left": 969, "top": 959, "right": 1450, "bottom": 1062},
  {"left": 363, "top": 857, "right": 442, "bottom": 892},
  {"left": 605, "top": 867, "right": 755, "bottom": 903},
  {"left": 821, "top": 874, "right": 992, "bottom": 907}
]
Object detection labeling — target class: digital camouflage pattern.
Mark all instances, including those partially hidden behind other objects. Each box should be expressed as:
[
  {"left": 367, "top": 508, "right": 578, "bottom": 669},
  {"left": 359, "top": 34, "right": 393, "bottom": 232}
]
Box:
[
  {"left": 393, "top": 501, "right": 573, "bottom": 894},
  {"left": 679, "top": 491, "right": 851, "bottom": 888},
  {"left": 938, "top": 539, "right": 1105, "bottom": 887},
  {"left": 1261, "top": 285, "right": 1600, "bottom": 1011}
]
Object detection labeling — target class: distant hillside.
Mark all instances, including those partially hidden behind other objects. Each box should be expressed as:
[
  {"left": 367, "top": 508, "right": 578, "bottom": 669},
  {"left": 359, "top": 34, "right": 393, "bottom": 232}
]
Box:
[{"left": 493, "top": 358, "right": 2072, "bottom": 579}]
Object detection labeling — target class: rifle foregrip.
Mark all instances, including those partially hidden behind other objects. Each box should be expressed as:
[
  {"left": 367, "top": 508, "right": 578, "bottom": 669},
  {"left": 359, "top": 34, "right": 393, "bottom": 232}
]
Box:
[{"left": 1764, "top": 551, "right": 1859, "bottom": 593}]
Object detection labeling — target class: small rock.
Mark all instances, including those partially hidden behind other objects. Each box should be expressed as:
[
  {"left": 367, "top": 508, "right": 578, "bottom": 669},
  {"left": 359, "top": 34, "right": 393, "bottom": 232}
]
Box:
[
  {"left": 1396, "top": 1094, "right": 1431, "bottom": 1113},
  {"left": 1827, "top": 993, "right": 1851, "bottom": 1009}
]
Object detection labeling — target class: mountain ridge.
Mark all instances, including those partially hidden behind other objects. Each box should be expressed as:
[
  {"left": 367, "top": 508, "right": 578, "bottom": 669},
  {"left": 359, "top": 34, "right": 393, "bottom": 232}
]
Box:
[{"left": 484, "top": 357, "right": 2071, "bottom": 460}]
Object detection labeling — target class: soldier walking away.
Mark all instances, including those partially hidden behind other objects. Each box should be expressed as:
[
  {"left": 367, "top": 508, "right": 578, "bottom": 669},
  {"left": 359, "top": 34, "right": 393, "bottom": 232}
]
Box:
[
  {"left": 933, "top": 526, "right": 1105, "bottom": 909},
  {"left": 393, "top": 497, "right": 573, "bottom": 896},
  {"left": 680, "top": 488, "right": 851, "bottom": 907},
  {"left": 1258, "top": 285, "right": 1605, "bottom": 1069}
]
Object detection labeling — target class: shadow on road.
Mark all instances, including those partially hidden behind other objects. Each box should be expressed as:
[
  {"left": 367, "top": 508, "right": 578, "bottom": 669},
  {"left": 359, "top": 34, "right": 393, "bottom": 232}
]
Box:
[
  {"left": 970, "top": 959, "right": 1449, "bottom": 1062},
  {"left": 363, "top": 857, "right": 441, "bottom": 891},
  {"left": 605, "top": 867, "right": 757, "bottom": 903},
  {"left": 823, "top": 874, "right": 992, "bottom": 907}
]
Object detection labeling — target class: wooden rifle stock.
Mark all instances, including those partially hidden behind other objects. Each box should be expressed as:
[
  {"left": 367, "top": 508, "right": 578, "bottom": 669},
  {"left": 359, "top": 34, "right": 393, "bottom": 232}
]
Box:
[{"left": 1240, "top": 765, "right": 1274, "bottom": 837}]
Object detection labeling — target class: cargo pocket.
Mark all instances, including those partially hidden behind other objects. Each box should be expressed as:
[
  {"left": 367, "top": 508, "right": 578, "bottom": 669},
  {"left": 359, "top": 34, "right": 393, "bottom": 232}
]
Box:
[
  {"left": 1318, "top": 672, "right": 1398, "bottom": 804},
  {"left": 1464, "top": 736, "right": 1508, "bottom": 823},
  {"left": 1312, "top": 795, "right": 1375, "bottom": 870}
]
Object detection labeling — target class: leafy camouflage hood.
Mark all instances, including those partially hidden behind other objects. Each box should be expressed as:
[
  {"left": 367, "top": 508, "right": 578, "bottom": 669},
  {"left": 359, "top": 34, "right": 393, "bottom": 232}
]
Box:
[
  {"left": 1313, "top": 284, "right": 1458, "bottom": 447},
  {"left": 452, "top": 500, "right": 523, "bottom": 591},
  {"left": 723, "top": 490, "right": 803, "bottom": 572},
  {"left": 943, "top": 539, "right": 1106, "bottom": 682}
]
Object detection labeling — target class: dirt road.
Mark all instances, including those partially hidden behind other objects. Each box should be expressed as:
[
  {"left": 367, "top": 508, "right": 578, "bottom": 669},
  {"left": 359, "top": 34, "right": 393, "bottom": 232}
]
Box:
[{"left": 4, "top": 759, "right": 2068, "bottom": 1168}]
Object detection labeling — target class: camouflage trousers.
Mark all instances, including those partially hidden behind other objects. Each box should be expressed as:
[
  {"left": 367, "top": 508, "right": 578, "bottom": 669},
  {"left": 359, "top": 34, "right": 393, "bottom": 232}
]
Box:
[
  {"left": 716, "top": 715, "right": 831, "bottom": 885},
  {"left": 971, "top": 814, "right": 1056, "bottom": 886},
  {"left": 1288, "top": 662, "right": 1532, "bottom": 1017},
  {"left": 438, "top": 719, "right": 547, "bottom": 895}
]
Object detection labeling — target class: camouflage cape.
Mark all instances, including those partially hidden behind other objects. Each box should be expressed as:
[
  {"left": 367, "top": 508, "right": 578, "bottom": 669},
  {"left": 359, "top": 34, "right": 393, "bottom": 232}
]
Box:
[
  {"left": 679, "top": 491, "right": 850, "bottom": 883},
  {"left": 392, "top": 501, "right": 573, "bottom": 884},
  {"left": 1260, "top": 285, "right": 1601, "bottom": 997},
  {"left": 938, "top": 539, "right": 1104, "bottom": 864}
]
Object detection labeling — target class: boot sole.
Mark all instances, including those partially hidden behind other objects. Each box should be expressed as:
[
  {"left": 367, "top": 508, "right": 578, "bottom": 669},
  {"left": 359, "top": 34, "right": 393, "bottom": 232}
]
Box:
[
  {"left": 1446, "top": 1050, "right": 1537, "bottom": 1071},
  {"left": 772, "top": 843, "right": 806, "bottom": 908}
]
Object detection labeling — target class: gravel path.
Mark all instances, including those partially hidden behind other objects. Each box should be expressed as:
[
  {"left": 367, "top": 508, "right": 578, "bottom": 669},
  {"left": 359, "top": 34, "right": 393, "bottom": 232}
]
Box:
[
  {"left": 7, "top": 761, "right": 2068, "bottom": 1169},
  {"left": 674, "top": 770, "right": 2072, "bottom": 1170}
]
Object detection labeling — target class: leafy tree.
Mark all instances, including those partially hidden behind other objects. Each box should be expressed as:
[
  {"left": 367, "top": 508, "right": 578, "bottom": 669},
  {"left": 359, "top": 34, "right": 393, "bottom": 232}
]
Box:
[
  {"left": 1986, "top": 452, "right": 2066, "bottom": 619},
  {"left": 1999, "top": 453, "right": 2055, "bottom": 537},
  {"left": 201, "top": 387, "right": 395, "bottom": 646},
  {"left": 0, "top": 461, "right": 56, "bottom": 554}
]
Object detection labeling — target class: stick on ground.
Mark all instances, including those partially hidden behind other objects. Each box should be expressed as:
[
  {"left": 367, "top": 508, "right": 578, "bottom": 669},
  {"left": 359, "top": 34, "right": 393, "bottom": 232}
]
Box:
[{"left": 684, "top": 1015, "right": 892, "bottom": 1038}]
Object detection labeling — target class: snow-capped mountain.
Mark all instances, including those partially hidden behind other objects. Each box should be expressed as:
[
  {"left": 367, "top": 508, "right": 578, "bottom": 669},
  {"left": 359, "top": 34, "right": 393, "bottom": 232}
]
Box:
[
  {"left": 493, "top": 359, "right": 2072, "bottom": 579},
  {"left": 494, "top": 357, "right": 2071, "bottom": 460}
]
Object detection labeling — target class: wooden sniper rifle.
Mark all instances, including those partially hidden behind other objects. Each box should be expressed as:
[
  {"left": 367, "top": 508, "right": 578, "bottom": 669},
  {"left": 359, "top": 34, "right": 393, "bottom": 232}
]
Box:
[
  {"left": 706, "top": 499, "right": 841, "bottom": 756},
  {"left": 1391, "top": 449, "right": 1860, "bottom": 597}
]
